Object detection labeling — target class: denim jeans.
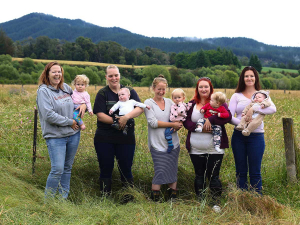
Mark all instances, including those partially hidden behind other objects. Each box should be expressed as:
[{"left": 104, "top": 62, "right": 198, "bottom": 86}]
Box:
[
  {"left": 231, "top": 130, "right": 265, "bottom": 193},
  {"left": 45, "top": 131, "right": 80, "bottom": 199},
  {"left": 94, "top": 142, "right": 135, "bottom": 182}
]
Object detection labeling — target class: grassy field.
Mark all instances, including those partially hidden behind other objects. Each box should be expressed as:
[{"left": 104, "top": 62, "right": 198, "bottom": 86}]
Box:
[
  {"left": 0, "top": 85, "right": 300, "bottom": 224},
  {"left": 12, "top": 58, "right": 147, "bottom": 69},
  {"left": 261, "top": 67, "right": 299, "bottom": 74}
]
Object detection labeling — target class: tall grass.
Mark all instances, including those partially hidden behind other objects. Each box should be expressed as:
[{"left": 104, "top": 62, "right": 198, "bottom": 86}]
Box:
[{"left": 0, "top": 85, "right": 300, "bottom": 224}]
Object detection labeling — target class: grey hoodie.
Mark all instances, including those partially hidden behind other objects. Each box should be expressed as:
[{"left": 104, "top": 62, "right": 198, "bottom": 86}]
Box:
[{"left": 36, "top": 83, "right": 79, "bottom": 139}]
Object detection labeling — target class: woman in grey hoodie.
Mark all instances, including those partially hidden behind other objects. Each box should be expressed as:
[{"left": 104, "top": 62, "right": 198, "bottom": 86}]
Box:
[{"left": 36, "top": 62, "right": 86, "bottom": 199}]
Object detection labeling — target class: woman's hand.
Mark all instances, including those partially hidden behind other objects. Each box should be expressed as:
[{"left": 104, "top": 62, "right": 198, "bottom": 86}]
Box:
[
  {"left": 76, "top": 104, "right": 87, "bottom": 118},
  {"left": 171, "top": 121, "right": 183, "bottom": 132},
  {"left": 71, "top": 119, "right": 79, "bottom": 130},
  {"left": 117, "top": 115, "right": 129, "bottom": 130},
  {"left": 202, "top": 119, "right": 212, "bottom": 132}
]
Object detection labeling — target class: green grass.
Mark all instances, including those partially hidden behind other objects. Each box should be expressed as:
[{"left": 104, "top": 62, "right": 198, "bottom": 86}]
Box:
[
  {"left": 1, "top": 85, "right": 300, "bottom": 224},
  {"left": 262, "top": 67, "right": 299, "bottom": 73}
]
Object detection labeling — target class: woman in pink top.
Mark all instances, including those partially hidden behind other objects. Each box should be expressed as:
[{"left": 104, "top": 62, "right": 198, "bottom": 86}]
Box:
[{"left": 228, "top": 66, "right": 276, "bottom": 194}]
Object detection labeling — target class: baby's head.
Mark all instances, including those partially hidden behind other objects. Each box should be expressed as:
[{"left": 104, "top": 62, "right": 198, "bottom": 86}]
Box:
[
  {"left": 210, "top": 92, "right": 226, "bottom": 109},
  {"left": 253, "top": 92, "right": 267, "bottom": 103},
  {"left": 72, "top": 74, "right": 90, "bottom": 92},
  {"left": 118, "top": 88, "right": 130, "bottom": 102},
  {"left": 171, "top": 88, "right": 186, "bottom": 105}
]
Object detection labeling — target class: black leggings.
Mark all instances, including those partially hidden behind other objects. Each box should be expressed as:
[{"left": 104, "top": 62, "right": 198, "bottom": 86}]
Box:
[
  {"left": 190, "top": 154, "right": 223, "bottom": 198},
  {"left": 94, "top": 141, "right": 135, "bottom": 181}
]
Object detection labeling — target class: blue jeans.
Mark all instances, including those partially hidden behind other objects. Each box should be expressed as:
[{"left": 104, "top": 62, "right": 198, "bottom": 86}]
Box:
[
  {"left": 231, "top": 130, "right": 265, "bottom": 193},
  {"left": 94, "top": 142, "right": 135, "bottom": 182},
  {"left": 45, "top": 131, "right": 80, "bottom": 199}
]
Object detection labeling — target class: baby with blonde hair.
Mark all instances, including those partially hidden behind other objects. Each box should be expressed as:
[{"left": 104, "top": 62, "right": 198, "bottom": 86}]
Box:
[
  {"left": 71, "top": 74, "right": 93, "bottom": 131},
  {"left": 196, "top": 92, "right": 229, "bottom": 152},
  {"left": 165, "top": 88, "right": 192, "bottom": 153},
  {"left": 109, "top": 87, "right": 150, "bottom": 135}
]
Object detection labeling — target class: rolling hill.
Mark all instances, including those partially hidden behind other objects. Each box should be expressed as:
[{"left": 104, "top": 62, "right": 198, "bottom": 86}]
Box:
[{"left": 1, "top": 13, "right": 300, "bottom": 65}]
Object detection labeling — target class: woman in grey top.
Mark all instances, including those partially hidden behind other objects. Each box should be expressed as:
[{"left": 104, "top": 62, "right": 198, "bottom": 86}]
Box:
[
  {"left": 36, "top": 62, "right": 86, "bottom": 199},
  {"left": 144, "top": 75, "right": 183, "bottom": 201}
]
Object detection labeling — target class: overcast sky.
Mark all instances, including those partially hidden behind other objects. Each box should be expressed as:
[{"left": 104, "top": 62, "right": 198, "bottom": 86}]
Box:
[{"left": 1, "top": 0, "right": 299, "bottom": 47}]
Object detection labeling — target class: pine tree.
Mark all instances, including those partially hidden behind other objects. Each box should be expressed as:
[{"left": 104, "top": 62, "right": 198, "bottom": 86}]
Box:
[
  {"left": 249, "top": 54, "right": 262, "bottom": 73},
  {"left": 0, "top": 29, "right": 14, "bottom": 56}
]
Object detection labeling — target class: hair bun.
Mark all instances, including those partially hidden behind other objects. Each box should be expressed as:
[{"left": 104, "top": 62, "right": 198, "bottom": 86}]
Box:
[{"left": 158, "top": 74, "right": 165, "bottom": 78}]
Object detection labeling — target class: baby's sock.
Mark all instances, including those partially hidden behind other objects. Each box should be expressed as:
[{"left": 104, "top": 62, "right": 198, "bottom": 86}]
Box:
[
  {"left": 167, "top": 140, "right": 174, "bottom": 153},
  {"left": 195, "top": 126, "right": 203, "bottom": 132},
  {"left": 215, "top": 146, "right": 222, "bottom": 152}
]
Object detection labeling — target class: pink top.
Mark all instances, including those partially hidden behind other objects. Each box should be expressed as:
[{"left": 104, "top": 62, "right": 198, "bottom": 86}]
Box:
[
  {"left": 170, "top": 102, "right": 192, "bottom": 122},
  {"left": 228, "top": 92, "right": 276, "bottom": 133},
  {"left": 71, "top": 89, "right": 92, "bottom": 113},
  {"left": 201, "top": 103, "right": 230, "bottom": 119}
]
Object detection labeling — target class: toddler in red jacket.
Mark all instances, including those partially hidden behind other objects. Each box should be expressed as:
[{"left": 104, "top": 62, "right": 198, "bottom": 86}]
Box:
[{"left": 195, "top": 92, "right": 229, "bottom": 152}]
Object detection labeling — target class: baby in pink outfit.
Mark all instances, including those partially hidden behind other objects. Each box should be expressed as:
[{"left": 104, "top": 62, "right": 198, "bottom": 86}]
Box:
[
  {"left": 71, "top": 74, "right": 93, "bottom": 131},
  {"left": 165, "top": 88, "right": 192, "bottom": 153}
]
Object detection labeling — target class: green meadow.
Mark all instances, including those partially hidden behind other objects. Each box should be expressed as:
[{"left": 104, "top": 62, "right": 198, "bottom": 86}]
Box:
[{"left": 1, "top": 85, "right": 300, "bottom": 224}]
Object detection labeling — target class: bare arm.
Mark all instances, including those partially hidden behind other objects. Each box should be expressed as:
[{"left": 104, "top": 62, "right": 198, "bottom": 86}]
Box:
[
  {"left": 157, "top": 121, "right": 182, "bottom": 131},
  {"left": 96, "top": 112, "right": 114, "bottom": 124},
  {"left": 118, "top": 107, "right": 144, "bottom": 129}
]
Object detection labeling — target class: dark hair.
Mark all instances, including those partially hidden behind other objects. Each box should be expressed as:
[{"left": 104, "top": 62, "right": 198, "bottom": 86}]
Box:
[
  {"left": 192, "top": 77, "right": 214, "bottom": 104},
  {"left": 235, "top": 66, "right": 261, "bottom": 93},
  {"left": 38, "top": 62, "right": 64, "bottom": 89}
]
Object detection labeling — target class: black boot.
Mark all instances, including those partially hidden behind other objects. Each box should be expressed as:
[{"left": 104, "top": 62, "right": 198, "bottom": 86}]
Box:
[
  {"left": 209, "top": 176, "right": 222, "bottom": 206},
  {"left": 121, "top": 177, "right": 134, "bottom": 188},
  {"left": 150, "top": 190, "right": 160, "bottom": 202},
  {"left": 121, "top": 178, "right": 134, "bottom": 204},
  {"left": 123, "top": 125, "right": 128, "bottom": 135},
  {"left": 111, "top": 114, "right": 120, "bottom": 130},
  {"left": 195, "top": 176, "right": 206, "bottom": 201},
  {"left": 99, "top": 178, "right": 112, "bottom": 196},
  {"left": 111, "top": 122, "right": 120, "bottom": 130},
  {"left": 168, "top": 188, "right": 178, "bottom": 200}
]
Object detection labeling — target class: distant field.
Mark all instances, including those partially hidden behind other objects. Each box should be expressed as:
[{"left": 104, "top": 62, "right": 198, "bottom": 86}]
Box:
[
  {"left": 12, "top": 58, "right": 147, "bottom": 69},
  {"left": 262, "top": 67, "right": 298, "bottom": 73}
]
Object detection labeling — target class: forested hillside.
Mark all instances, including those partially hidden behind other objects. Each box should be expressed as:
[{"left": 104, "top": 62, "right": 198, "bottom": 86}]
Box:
[{"left": 1, "top": 13, "right": 300, "bottom": 66}]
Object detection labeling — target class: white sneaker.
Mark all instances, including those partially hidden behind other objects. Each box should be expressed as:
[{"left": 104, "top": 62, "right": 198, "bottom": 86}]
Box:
[
  {"left": 212, "top": 205, "right": 221, "bottom": 213},
  {"left": 195, "top": 127, "right": 203, "bottom": 132},
  {"left": 215, "top": 146, "right": 222, "bottom": 152}
]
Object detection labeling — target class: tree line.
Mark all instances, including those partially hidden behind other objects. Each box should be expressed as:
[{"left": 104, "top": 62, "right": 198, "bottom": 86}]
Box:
[
  {"left": 2, "top": 28, "right": 300, "bottom": 72},
  {"left": 3, "top": 12, "right": 300, "bottom": 68},
  {"left": 0, "top": 30, "right": 241, "bottom": 68}
]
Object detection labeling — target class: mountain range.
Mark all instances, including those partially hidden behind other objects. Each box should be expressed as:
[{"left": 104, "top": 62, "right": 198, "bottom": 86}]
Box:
[{"left": 1, "top": 13, "right": 300, "bottom": 65}]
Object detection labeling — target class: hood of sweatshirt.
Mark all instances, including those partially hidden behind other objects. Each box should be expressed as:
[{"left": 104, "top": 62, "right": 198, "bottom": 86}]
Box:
[{"left": 251, "top": 90, "right": 270, "bottom": 102}]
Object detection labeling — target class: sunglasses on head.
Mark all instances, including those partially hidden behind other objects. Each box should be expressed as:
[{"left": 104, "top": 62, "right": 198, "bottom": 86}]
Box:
[
  {"left": 245, "top": 66, "right": 256, "bottom": 70},
  {"left": 198, "top": 77, "right": 211, "bottom": 81}
]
